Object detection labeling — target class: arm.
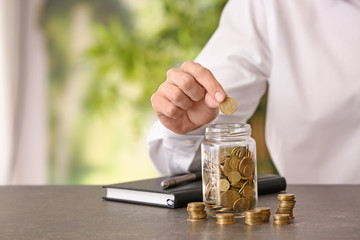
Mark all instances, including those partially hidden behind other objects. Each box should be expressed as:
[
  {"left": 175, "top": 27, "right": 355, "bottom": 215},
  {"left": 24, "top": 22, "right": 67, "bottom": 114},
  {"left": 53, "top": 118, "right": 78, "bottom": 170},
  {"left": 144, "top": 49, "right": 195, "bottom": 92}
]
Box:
[{"left": 148, "top": 0, "right": 271, "bottom": 176}]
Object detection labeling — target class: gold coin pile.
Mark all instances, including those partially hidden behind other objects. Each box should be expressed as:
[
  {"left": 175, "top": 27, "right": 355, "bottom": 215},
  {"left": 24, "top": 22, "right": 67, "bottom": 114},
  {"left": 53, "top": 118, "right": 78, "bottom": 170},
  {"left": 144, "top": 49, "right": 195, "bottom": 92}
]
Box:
[
  {"left": 273, "top": 213, "right": 291, "bottom": 225},
  {"left": 244, "top": 207, "right": 271, "bottom": 225},
  {"left": 276, "top": 193, "right": 296, "bottom": 219},
  {"left": 187, "top": 202, "right": 207, "bottom": 222},
  {"left": 203, "top": 146, "right": 256, "bottom": 216},
  {"left": 216, "top": 213, "right": 236, "bottom": 225},
  {"left": 255, "top": 207, "right": 271, "bottom": 222},
  {"left": 219, "top": 97, "right": 237, "bottom": 115},
  {"left": 244, "top": 209, "right": 263, "bottom": 225}
]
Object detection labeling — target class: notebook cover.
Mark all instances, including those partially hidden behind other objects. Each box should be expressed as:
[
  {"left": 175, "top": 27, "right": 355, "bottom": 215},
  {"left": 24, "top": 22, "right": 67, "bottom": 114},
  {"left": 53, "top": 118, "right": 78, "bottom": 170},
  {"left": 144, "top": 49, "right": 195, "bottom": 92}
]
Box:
[
  {"left": 257, "top": 174, "right": 287, "bottom": 195},
  {"left": 103, "top": 176, "right": 202, "bottom": 208},
  {"left": 103, "top": 174, "right": 286, "bottom": 208}
]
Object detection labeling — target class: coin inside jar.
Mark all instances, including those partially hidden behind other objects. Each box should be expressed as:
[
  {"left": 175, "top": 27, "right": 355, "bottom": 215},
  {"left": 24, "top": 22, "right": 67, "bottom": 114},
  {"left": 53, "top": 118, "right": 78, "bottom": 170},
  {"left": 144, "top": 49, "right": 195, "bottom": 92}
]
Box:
[
  {"left": 201, "top": 123, "right": 257, "bottom": 218},
  {"left": 219, "top": 179, "right": 230, "bottom": 191},
  {"left": 233, "top": 198, "right": 250, "bottom": 213},
  {"left": 221, "top": 189, "right": 241, "bottom": 208}
]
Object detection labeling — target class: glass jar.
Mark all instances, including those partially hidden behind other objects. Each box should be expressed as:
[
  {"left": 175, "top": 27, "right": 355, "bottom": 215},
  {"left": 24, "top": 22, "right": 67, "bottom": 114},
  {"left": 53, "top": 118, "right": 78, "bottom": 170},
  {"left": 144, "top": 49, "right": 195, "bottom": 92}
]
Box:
[{"left": 201, "top": 123, "right": 257, "bottom": 218}]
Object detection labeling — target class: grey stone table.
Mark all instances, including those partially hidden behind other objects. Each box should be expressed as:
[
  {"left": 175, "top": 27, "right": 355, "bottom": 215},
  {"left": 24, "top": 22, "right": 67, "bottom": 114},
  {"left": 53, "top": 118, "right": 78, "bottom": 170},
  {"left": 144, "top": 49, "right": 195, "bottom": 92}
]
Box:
[{"left": 0, "top": 185, "right": 359, "bottom": 240}]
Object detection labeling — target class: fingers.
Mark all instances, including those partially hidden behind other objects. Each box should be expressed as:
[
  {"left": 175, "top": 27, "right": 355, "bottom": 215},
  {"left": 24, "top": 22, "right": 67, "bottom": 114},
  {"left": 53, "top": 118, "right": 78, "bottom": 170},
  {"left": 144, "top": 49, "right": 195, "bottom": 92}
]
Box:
[
  {"left": 157, "top": 113, "right": 196, "bottom": 135},
  {"left": 151, "top": 92, "right": 185, "bottom": 119},
  {"left": 151, "top": 61, "right": 226, "bottom": 128},
  {"left": 166, "top": 68, "right": 206, "bottom": 102},
  {"left": 160, "top": 81, "right": 195, "bottom": 109},
  {"left": 181, "top": 61, "right": 226, "bottom": 103}
]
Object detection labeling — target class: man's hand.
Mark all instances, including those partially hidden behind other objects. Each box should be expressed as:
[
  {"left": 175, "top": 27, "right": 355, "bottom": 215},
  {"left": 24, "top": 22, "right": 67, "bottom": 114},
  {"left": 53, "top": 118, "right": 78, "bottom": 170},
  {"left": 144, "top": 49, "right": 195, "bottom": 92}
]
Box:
[{"left": 151, "top": 61, "right": 226, "bottom": 134}]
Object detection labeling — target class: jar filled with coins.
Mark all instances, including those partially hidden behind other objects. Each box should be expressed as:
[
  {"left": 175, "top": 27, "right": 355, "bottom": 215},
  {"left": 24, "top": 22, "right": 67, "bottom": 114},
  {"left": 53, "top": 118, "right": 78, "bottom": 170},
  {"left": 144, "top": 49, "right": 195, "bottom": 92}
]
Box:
[{"left": 201, "top": 123, "right": 257, "bottom": 218}]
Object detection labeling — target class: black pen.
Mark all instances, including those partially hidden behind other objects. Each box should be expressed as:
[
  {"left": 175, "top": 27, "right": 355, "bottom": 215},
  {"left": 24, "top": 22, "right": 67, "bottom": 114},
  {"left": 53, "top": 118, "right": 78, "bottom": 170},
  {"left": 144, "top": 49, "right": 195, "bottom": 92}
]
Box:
[{"left": 161, "top": 172, "right": 202, "bottom": 189}]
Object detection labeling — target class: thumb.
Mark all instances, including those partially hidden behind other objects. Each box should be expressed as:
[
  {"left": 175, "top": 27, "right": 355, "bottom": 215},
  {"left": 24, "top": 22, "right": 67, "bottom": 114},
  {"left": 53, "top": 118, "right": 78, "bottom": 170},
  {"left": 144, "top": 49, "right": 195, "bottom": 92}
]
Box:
[
  {"left": 204, "top": 92, "right": 221, "bottom": 109},
  {"left": 181, "top": 61, "right": 227, "bottom": 103}
]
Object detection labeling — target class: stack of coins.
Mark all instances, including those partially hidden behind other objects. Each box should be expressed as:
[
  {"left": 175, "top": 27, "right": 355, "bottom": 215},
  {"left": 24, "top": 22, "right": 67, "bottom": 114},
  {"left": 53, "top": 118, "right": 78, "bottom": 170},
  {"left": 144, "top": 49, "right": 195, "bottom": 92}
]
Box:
[
  {"left": 273, "top": 213, "right": 291, "bottom": 225},
  {"left": 255, "top": 207, "right": 271, "bottom": 222},
  {"left": 187, "top": 202, "right": 207, "bottom": 222},
  {"left": 276, "top": 193, "right": 296, "bottom": 219},
  {"left": 216, "top": 213, "right": 236, "bottom": 225},
  {"left": 244, "top": 209, "right": 263, "bottom": 225}
]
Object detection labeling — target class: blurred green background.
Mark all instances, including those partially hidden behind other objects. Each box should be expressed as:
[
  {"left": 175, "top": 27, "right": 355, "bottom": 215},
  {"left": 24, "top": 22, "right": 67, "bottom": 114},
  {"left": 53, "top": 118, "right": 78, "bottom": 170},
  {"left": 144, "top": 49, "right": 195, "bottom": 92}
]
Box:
[{"left": 40, "top": 0, "right": 276, "bottom": 185}]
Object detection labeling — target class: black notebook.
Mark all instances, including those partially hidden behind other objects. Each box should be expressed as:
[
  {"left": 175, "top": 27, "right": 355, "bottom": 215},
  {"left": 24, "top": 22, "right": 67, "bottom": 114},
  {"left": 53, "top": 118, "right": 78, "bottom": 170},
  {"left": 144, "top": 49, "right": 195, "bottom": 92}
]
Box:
[{"left": 103, "top": 174, "right": 286, "bottom": 208}]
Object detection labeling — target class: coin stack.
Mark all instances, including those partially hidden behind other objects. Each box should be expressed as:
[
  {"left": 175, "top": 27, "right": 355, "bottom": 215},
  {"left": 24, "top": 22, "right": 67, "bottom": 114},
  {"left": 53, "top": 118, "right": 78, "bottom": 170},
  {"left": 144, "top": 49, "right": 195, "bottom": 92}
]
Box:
[
  {"left": 273, "top": 213, "right": 291, "bottom": 225},
  {"left": 255, "top": 207, "right": 271, "bottom": 222},
  {"left": 187, "top": 202, "right": 207, "bottom": 222},
  {"left": 276, "top": 193, "right": 296, "bottom": 219},
  {"left": 244, "top": 209, "right": 263, "bottom": 225},
  {"left": 203, "top": 145, "right": 256, "bottom": 216},
  {"left": 216, "top": 213, "right": 236, "bottom": 225}
]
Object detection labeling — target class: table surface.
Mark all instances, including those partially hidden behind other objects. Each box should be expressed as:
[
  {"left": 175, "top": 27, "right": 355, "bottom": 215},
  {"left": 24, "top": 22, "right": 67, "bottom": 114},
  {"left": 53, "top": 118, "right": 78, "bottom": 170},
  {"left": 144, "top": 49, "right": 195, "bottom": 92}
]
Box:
[{"left": 1, "top": 185, "right": 360, "bottom": 240}]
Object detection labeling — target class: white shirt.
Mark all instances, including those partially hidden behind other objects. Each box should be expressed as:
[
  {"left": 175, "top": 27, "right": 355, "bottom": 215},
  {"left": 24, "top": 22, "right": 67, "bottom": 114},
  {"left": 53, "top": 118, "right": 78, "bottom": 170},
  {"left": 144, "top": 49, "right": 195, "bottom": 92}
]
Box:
[{"left": 147, "top": 0, "right": 360, "bottom": 184}]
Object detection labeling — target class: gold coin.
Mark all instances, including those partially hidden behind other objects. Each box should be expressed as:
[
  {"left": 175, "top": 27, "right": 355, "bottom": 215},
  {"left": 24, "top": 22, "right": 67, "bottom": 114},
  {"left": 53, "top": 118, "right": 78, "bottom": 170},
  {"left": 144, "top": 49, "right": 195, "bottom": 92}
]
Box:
[
  {"left": 219, "top": 97, "right": 237, "bottom": 115},
  {"left": 243, "top": 165, "right": 254, "bottom": 178},
  {"left": 188, "top": 202, "right": 205, "bottom": 207},
  {"left": 278, "top": 200, "right": 296, "bottom": 206},
  {"left": 216, "top": 213, "right": 234, "bottom": 219},
  {"left": 255, "top": 207, "right": 271, "bottom": 221},
  {"left": 244, "top": 209, "right": 262, "bottom": 225},
  {"left": 188, "top": 211, "right": 207, "bottom": 219},
  {"left": 219, "top": 152, "right": 231, "bottom": 164},
  {"left": 276, "top": 207, "right": 293, "bottom": 211},
  {"left": 233, "top": 198, "right": 250, "bottom": 213},
  {"left": 219, "top": 179, "right": 230, "bottom": 192},
  {"left": 247, "top": 149, "right": 253, "bottom": 158},
  {"left": 238, "top": 156, "right": 250, "bottom": 170},
  {"left": 248, "top": 196, "right": 257, "bottom": 209},
  {"left": 238, "top": 180, "right": 248, "bottom": 194},
  {"left": 231, "top": 181, "right": 243, "bottom": 189},
  {"left": 187, "top": 202, "right": 207, "bottom": 221},
  {"left": 274, "top": 220, "right": 290, "bottom": 225},
  {"left": 223, "top": 158, "right": 232, "bottom": 174},
  {"left": 216, "top": 213, "right": 236, "bottom": 224},
  {"left": 239, "top": 157, "right": 254, "bottom": 178},
  {"left": 277, "top": 193, "right": 295, "bottom": 201},
  {"left": 187, "top": 218, "right": 207, "bottom": 222},
  {"left": 244, "top": 209, "right": 261, "bottom": 216},
  {"left": 187, "top": 203, "right": 205, "bottom": 211},
  {"left": 273, "top": 213, "right": 290, "bottom": 220},
  {"left": 227, "top": 171, "right": 241, "bottom": 184},
  {"left": 229, "top": 156, "right": 241, "bottom": 171},
  {"left": 216, "top": 213, "right": 234, "bottom": 222},
  {"left": 242, "top": 185, "right": 254, "bottom": 199},
  {"left": 221, "top": 189, "right": 240, "bottom": 208},
  {"left": 231, "top": 146, "right": 246, "bottom": 159}
]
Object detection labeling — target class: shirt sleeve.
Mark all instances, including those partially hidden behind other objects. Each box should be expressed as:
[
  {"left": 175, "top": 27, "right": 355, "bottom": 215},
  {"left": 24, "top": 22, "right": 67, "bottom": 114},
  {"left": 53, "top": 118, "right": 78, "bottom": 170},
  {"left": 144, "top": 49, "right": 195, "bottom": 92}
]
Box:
[{"left": 147, "top": 0, "right": 271, "bottom": 176}]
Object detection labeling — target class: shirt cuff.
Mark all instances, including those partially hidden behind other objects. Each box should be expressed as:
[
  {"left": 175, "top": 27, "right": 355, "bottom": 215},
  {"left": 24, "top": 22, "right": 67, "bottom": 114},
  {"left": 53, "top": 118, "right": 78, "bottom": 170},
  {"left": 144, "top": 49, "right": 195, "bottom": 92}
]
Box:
[{"left": 156, "top": 121, "right": 204, "bottom": 174}]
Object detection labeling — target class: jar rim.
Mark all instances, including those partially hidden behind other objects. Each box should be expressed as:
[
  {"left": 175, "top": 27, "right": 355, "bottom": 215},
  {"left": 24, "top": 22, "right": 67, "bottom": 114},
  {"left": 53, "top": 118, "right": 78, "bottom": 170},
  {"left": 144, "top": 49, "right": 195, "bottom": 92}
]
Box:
[{"left": 205, "top": 123, "right": 251, "bottom": 135}]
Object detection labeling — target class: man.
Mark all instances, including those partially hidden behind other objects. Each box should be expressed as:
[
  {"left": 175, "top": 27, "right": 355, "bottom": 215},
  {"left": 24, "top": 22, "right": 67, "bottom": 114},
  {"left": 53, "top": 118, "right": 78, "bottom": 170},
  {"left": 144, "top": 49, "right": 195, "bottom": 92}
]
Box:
[{"left": 147, "top": 0, "right": 360, "bottom": 184}]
